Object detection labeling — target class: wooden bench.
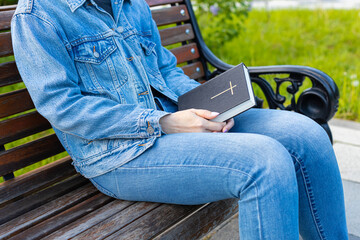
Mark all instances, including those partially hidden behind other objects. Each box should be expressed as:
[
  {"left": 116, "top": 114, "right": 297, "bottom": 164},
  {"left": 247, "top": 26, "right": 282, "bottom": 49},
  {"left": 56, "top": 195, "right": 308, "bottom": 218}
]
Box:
[{"left": 0, "top": 0, "right": 339, "bottom": 239}]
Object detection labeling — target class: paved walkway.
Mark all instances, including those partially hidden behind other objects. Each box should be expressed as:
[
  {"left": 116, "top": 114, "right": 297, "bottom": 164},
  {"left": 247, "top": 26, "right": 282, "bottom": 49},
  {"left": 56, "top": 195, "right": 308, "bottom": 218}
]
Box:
[
  {"left": 251, "top": 0, "right": 360, "bottom": 9},
  {"left": 203, "top": 118, "right": 360, "bottom": 239}
]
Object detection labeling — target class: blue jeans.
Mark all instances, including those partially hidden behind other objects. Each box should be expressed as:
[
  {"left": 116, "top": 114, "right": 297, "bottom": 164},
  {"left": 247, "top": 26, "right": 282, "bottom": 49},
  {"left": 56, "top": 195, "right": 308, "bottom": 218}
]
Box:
[{"left": 90, "top": 109, "right": 348, "bottom": 240}]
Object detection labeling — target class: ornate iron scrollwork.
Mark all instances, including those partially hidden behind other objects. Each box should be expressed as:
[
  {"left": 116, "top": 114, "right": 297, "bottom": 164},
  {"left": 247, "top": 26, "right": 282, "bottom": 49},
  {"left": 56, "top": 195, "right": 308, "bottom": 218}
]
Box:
[{"left": 251, "top": 73, "right": 305, "bottom": 112}]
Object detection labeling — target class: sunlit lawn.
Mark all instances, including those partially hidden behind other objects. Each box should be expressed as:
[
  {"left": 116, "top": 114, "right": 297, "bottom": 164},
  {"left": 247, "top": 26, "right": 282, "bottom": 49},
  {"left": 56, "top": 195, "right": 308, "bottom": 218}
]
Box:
[{"left": 205, "top": 8, "right": 360, "bottom": 121}]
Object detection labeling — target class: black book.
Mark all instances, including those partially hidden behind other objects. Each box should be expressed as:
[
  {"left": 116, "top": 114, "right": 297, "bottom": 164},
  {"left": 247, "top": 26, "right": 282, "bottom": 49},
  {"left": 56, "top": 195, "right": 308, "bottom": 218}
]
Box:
[{"left": 178, "top": 63, "right": 255, "bottom": 122}]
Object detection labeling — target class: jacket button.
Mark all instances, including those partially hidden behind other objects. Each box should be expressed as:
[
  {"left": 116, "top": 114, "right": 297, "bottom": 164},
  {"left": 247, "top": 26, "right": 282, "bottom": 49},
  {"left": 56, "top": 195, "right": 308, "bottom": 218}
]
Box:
[
  {"left": 147, "top": 125, "right": 155, "bottom": 134},
  {"left": 159, "top": 86, "right": 164, "bottom": 91},
  {"left": 117, "top": 26, "right": 124, "bottom": 33},
  {"left": 94, "top": 52, "right": 100, "bottom": 58}
]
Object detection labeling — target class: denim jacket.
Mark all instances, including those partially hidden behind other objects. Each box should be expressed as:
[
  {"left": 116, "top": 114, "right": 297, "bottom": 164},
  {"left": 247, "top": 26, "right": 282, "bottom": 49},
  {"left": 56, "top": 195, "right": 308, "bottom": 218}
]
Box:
[{"left": 11, "top": 0, "right": 200, "bottom": 178}]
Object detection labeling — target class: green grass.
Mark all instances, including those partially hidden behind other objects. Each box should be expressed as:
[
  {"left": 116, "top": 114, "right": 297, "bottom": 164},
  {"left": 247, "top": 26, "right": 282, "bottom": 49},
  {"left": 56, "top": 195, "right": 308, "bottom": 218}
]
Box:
[{"left": 204, "top": 8, "right": 360, "bottom": 121}]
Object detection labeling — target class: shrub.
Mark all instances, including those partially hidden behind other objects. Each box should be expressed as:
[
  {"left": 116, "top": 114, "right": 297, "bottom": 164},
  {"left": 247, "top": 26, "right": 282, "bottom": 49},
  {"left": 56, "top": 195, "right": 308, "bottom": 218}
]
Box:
[
  {"left": 192, "top": 0, "right": 250, "bottom": 54},
  {"left": 0, "top": 0, "right": 17, "bottom": 6}
]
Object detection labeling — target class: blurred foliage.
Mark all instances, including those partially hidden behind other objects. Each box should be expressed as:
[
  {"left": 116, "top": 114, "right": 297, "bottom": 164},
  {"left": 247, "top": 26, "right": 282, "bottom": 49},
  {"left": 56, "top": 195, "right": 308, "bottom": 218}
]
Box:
[
  {"left": 193, "top": 0, "right": 250, "bottom": 54},
  {"left": 217, "top": 9, "right": 360, "bottom": 121},
  {"left": 0, "top": 0, "right": 17, "bottom": 5}
]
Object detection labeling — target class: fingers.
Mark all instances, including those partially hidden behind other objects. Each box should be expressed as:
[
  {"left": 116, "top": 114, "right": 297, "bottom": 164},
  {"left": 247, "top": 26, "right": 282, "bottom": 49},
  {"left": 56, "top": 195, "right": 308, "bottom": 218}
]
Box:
[
  {"left": 222, "top": 118, "right": 235, "bottom": 133},
  {"left": 190, "top": 109, "right": 220, "bottom": 120},
  {"left": 189, "top": 109, "right": 224, "bottom": 132},
  {"left": 201, "top": 118, "right": 226, "bottom": 132}
]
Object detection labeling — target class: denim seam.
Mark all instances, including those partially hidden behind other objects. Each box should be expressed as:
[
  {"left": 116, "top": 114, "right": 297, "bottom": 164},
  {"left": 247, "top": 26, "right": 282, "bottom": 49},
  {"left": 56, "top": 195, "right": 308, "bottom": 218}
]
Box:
[
  {"left": 90, "top": 178, "right": 117, "bottom": 198},
  {"left": 73, "top": 138, "right": 154, "bottom": 163},
  {"left": 117, "top": 164, "right": 263, "bottom": 239},
  {"left": 26, "top": 0, "right": 33, "bottom": 13},
  {"left": 106, "top": 56, "right": 120, "bottom": 89},
  {"left": 290, "top": 152, "right": 326, "bottom": 240}
]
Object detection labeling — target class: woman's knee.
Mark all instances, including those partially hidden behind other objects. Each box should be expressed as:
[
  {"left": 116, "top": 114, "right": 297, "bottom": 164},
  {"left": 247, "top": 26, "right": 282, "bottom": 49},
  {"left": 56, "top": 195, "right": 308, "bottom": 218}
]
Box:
[
  {"left": 230, "top": 136, "right": 298, "bottom": 198},
  {"left": 259, "top": 137, "right": 297, "bottom": 184},
  {"left": 282, "top": 111, "right": 331, "bottom": 145}
]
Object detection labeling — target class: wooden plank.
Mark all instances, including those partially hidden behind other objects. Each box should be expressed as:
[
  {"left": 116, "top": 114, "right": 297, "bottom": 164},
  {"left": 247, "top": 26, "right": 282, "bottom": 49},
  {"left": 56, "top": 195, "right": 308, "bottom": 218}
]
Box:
[
  {"left": 181, "top": 61, "right": 205, "bottom": 80},
  {"left": 159, "top": 24, "right": 194, "bottom": 46},
  {"left": 0, "top": 174, "right": 88, "bottom": 225},
  {"left": 170, "top": 43, "right": 200, "bottom": 64},
  {"left": 9, "top": 193, "right": 113, "bottom": 240},
  {"left": 0, "top": 134, "right": 65, "bottom": 177},
  {"left": 0, "top": 5, "right": 16, "bottom": 12},
  {"left": 71, "top": 201, "right": 161, "bottom": 240},
  {"left": 0, "top": 10, "right": 14, "bottom": 31},
  {"left": 0, "top": 156, "right": 74, "bottom": 205},
  {"left": 0, "top": 62, "right": 22, "bottom": 88},
  {"left": 0, "top": 111, "right": 51, "bottom": 145},
  {"left": 105, "top": 204, "right": 201, "bottom": 239},
  {"left": 0, "top": 32, "right": 12, "bottom": 57},
  {"left": 153, "top": 199, "right": 239, "bottom": 239},
  {"left": 152, "top": 5, "right": 189, "bottom": 26},
  {"left": 146, "top": 0, "right": 183, "bottom": 7},
  {"left": 0, "top": 89, "right": 34, "bottom": 119},
  {"left": 47, "top": 200, "right": 135, "bottom": 239},
  {"left": 0, "top": 183, "right": 98, "bottom": 240}
]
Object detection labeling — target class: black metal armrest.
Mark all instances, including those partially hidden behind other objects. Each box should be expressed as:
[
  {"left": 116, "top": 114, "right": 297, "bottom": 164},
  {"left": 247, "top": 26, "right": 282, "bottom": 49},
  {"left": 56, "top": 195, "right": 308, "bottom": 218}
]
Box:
[{"left": 248, "top": 65, "right": 339, "bottom": 122}]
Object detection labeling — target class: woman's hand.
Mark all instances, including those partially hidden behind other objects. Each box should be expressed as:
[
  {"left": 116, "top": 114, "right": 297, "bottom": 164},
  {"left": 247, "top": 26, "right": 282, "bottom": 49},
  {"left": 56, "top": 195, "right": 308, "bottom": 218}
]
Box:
[
  {"left": 159, "top": 109, "right": 227, "bottom": 134},
  {"left": 222, "top": 118, "right": 235, "bottom": 133}
]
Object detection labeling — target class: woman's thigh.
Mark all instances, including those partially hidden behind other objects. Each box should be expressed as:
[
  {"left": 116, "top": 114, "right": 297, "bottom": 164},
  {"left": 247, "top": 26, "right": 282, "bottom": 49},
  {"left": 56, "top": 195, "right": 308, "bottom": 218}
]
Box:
[
  {"left": 91, "top": 131, "right": 297, "bottom": 206},
  {"left": 231, "top": 108, "right": 332, "bottom": 153}
]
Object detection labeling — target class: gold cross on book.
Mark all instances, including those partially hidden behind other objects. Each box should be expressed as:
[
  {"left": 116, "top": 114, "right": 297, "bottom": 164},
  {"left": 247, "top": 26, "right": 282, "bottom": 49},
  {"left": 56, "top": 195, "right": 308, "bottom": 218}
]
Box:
[{"left": 211, "top": 81, "right": 237, "bottom": 100}]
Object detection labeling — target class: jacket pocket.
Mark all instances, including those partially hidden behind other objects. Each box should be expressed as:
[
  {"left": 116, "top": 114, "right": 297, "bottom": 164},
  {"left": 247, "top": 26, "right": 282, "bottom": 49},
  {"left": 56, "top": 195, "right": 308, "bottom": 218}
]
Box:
[
  {"left": 139, "top": 37, "right": 161, "bottom": 77},
  {"left": 74, "top": 37, "right": 116, "bottom": 64},
  {"left": 73, "top": 37, "right": 127, "bottom": 92}
]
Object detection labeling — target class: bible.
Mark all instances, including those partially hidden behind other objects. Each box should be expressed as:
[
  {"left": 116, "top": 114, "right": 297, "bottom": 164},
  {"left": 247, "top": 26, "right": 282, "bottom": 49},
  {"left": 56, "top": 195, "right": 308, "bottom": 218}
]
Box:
[{"left": 178, "top": 63, "right": 255, "bottom": 122}]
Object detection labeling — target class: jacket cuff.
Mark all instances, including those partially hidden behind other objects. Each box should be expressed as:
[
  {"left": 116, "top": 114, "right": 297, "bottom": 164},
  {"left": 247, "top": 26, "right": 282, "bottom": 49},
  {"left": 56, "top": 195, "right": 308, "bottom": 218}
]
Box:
[{"left": 139, "top": 109, "right": 170, "bottom": 138}]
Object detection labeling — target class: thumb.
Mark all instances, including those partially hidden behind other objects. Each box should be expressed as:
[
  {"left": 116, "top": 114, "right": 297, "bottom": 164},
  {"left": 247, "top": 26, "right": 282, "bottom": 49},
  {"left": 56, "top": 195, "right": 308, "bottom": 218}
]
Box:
[{"left": 191, "top": 109, "right": 220, "bottom": 120}]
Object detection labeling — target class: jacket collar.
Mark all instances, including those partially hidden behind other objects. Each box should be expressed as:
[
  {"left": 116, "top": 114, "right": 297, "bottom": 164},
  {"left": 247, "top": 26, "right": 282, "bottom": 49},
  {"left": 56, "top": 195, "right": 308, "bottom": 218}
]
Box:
[{"left": 66, "top": 0, "right": 131, "bottom": 13}]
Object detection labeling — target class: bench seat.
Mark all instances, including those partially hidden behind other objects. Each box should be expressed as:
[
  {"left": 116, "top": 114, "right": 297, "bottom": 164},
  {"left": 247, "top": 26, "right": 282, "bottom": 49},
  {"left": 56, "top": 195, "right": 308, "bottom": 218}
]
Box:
[{"left": 0, "top": 156, "right": 238, "bottom": 239}]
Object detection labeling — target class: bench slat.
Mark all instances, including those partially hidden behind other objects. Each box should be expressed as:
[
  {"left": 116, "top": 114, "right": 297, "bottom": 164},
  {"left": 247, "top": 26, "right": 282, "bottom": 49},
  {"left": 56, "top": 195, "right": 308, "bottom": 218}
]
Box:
[
  {"left": 0, "top": 134, "right": 65, "bottom": 177},
  {"left": 0, "top": 174, "right": 87, "bottom": 225},
  {"left": 0, "top": 5, "right": 190, "bottom": 31},
  {"left": 0, "top": 10, "right": 14, "bottom": 31},
  {"left": 0, "top": 62, "right": 22, "bottom": 88},
  {"left": 160, "top": 23, "right": 194, "bottom": 46},
  {"left": 154, "top": 199, "right": 239, "bottom": 239},
  {"left": 0, "top": 32, "right": 12, "bottom": 57},
  {"left": 0, "top": 183, "right": 98, "bottom": 239},
  {"left": 105, "top": 204, "right": 201, "bottom": 240},
  {"left": 146, "top": 0, "right": 183, "bottom": 7},
  {"left": 182, "top": 61, "right": 205, "bottom": 80},
  {"left": 0, "top": 89, "right": 34, "bottom": 119},
  {"left": 171, "top": 43, "right": 200, "bottom": 64},
  {"left": 47, "top": 200, "right": 135, "bottom": 239},
  {"left": 71, "top": 201, "right": 161, "bottom": 239},
  {"left": 0, "top": 156, "right": 74, "bottom": 205},
  {"left": 0, "top": 5, "right": 16, "bottom": 12},
  {"left": 9, "top": 193, "right": 113, "bottom": 240},
  {"left": 152, "top": 5, "right": 189, "bottom": 26},
  {"left": 0, "top": 111, "right": 51, "bottom": 146}
]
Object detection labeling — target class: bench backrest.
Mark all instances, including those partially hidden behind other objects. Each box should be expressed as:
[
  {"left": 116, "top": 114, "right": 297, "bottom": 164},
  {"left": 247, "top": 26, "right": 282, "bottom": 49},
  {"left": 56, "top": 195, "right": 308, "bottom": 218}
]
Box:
[{"left": 0, "top": 0, "right": 210, "bottom": 182}]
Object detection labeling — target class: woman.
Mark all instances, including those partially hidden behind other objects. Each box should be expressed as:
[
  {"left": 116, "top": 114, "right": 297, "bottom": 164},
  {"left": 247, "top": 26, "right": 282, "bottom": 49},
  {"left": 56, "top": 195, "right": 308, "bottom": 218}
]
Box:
[{"left": 11, "top": 0, "right": 348, "bottom": 239}]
